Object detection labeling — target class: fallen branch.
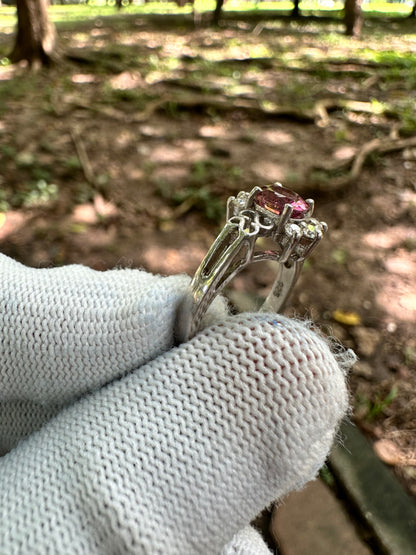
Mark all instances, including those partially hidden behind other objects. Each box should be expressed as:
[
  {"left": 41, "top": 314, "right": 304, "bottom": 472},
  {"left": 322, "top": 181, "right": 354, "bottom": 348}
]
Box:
[
  {"left": 59, "top": 89, "right": 396, "bottom": 135},
  {"left": 64, "top": 95, "right": 169, "bottom": 124},
  {"left": 350, "top": 135, "right": 416, "bottom": 181},
  {"left": 61, "top": 92, "right": 318, "bottom": 123},
  {"left": 312, "top": 135, "right": 416, "bottom": 190},
  {"left": 313, "top": 97, "right": 393, "bottom": 127},
  {"left": 156, "top": 94, "right": 317, "bottom": 122},
  {"left": 70, "top": 126, "right": 96, "bottom": 186},
  {"left": 180, "top": 53, "right": 275, "bottom": 70}
]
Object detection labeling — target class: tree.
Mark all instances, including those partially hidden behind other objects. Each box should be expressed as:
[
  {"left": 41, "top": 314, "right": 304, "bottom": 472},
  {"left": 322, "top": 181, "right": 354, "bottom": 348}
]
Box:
[
  {"left": 212, "top": 0, "right": 224, "bottom": 26},
  {"left": 10, "top": 0, "right": 57, "bottom": 67},
  {"left": 344, "top": 0, "right": 363, "bottom": 37},
  {"left": 292, "top": 0, "right": 301, "bottom": 18}
]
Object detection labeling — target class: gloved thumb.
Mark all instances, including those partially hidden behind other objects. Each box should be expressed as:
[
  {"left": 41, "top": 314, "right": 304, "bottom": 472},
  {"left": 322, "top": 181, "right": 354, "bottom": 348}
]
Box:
[
  {"left": 0, "top": 254, "right": 227, "bottom": 406},
  {"left": 0, "top": 313, "right": 352, "bottom": 554}
]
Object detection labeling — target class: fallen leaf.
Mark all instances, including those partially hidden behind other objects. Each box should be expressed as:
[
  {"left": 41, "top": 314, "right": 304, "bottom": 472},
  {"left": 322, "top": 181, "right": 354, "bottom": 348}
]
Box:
[
  {"left": 374, "top": 439, "right": 416, "bottom": 466},
  {"left": 332, "top": 309, "right": 361, "bottom": 326},
  {"left": 374, "top": 439, "right": 403, "bottom": 465}
]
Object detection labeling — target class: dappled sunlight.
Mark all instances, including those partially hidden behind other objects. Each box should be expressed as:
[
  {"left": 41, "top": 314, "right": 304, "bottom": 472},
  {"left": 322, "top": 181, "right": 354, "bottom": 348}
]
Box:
[
  {"left": 384, "top": 253, "right": 416, "bottom": 277},
  {"left": 0, "top": 194, "right": 120, "bottom": 268},
  {"left": 90, "top": 27, "right": 111, "bottom": 39},
  {"left": 0, "top": 66, "right": 16, "bottom": 81},
  {"left": 252, "top": 160, "right": 286, "bottom": 182},
  {"left": 109, "top": 70, "right": 144, "bottom": 90},
  {"left": 198, "top": 123, "right": 239, "bottom": 139},
  {"left": 261, "top": 129, "right": 294, "bottom": 146},
  {"left": 375, "top": 253, "right": 416, "bottom": 323},
  {"left": 142, "top": 243, "right": 206, "bottom": 275},
  {"left": 333, "top": 145, "right": 356, "bottom": 160},
  {"left": 149, "top": 140, "right": 208, "bottom": 164},
  {"left": 114, "top": 128, "right": 136, "bottom": 148},
  {"left": 152, "top": 165, "right": 189, "bottom": 183},
  {"left": 364, "top": 225, "right": 416, "bottom": 250},
  {"left": 71, "top": 73, "right": 96, "bottom": 84},
  {"left": 362, "top": 227, "right": 416, "bottom": 324},
  {"left": 0, "top": 6, "right": 416, "bottom": 496},
  {"left": 72, "top": 195, "right": 119, "bottom": 225},
  {"left": 71, "top": 33, "right": 91, "bottom": 48},
  {"left": 0, "top": 211, "right": 28, "bottom": 242},
  {"left": 69, "top": 224, "right": 118, "bottom": 252}
]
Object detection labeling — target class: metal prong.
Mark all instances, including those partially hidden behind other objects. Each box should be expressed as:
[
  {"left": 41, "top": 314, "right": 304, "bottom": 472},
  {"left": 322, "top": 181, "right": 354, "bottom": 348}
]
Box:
[
  {"left": 305, "top": 198, "right": 314, "bottom": 217},
  {"left": 246, "top": 186, "right": 262, "bottom": 209},
  {"left": 302, "top": 229, "right": 325, "bottom": 260},
  {"left": 226, "top": 196, "right": 236, "bottom": 219},
  {"left": 280, "top": 227, "right": 301, "bottom": 264},
  {"left": 275, "top": 203, "right": 293, "bottom": 236}
]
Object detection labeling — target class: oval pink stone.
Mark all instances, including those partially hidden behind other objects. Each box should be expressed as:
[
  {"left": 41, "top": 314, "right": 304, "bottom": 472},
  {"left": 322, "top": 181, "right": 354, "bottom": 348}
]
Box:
[{"left": 254, "top": 184, "right": 308, "bottom": 219}]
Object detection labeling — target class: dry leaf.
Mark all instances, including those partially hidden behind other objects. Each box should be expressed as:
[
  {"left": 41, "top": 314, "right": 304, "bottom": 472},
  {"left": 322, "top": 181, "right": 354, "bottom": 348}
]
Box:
[
  {"left": 332, "top": 309, "right": 362, "bottom": 326},
  {"left": 374, "top": 439, "right": 416, "bottom": 466}
]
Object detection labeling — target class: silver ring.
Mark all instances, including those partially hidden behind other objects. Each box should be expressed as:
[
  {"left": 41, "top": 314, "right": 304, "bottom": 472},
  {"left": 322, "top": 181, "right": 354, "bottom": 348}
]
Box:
[{"left": 175, "top": 183, "right": 327, "bottom": 344}]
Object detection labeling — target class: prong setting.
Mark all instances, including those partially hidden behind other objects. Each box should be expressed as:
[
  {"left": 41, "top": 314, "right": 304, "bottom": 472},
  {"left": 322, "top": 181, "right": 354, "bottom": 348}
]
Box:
[
  {"left": 275, "top": 203, "right": 294, "bottom": 236},
  {"left": 175, "top": 182, "right": 328, "bottom": 344},
  {"left": 224, "top": 185, "right": 326, "bottom": 265},
  {"left": 305, "top": 198, "right": 315, "bottom": 218},
  {"left": 246, "top": 186, "right": 262, "bottom": 210}
]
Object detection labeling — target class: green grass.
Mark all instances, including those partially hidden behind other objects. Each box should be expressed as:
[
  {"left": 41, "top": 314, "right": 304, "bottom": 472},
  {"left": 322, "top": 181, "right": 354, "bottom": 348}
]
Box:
[{"left": 357, "top": 385, "right": 399, "bottom": 422}]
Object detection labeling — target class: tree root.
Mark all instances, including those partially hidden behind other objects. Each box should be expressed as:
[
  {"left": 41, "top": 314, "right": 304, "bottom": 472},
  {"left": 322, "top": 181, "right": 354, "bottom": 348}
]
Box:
[
  {"left": 54, "top": 77, "right": 397, "bottom": 131},
  {"left": 58, "top": 92, "right": 318, "bottom": 124},
  {"left": 312, "top": 135, "right": 416, "bottom": 190},
  {"left": 313, "top": 97, "right": 394, "bottom": 127},
  {"left": 57, "top": 88, "right": 414, "bottom": 194}
]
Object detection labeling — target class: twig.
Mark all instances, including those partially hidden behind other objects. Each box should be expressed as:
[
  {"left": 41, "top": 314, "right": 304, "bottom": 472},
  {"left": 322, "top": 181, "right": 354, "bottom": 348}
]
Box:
[
  {"left": 70, "top": 126, "right": 96, "bottom": 186},
  {"left": 64, "top": 93, "right": 317, "bottom": 123},
  {"left": 313, "top": 97, "right": 393, "bottom": 127},
  {"left": 314, "top": 135, "right": 416, "bottom": 190},
  {"left": 350, "top": 135, "right": 416, "bottom": 181},
  {"left": 67, "top": 96, "right": 168, "bottom": 124}
]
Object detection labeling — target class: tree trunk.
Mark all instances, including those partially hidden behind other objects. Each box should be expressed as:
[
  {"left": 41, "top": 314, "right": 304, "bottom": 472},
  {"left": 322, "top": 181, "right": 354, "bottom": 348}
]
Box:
[
  {"left": 344, "top": 0, "right": 363, "bottom": 37},
  {"left": 292, "top": 0, "right": 301, "bottom": 18},
  {"left": 410, "top": 0, "right": 416, "bottom": 17},
  {"left": 212, "top": 0, "right": 224, "bottom": 26},
  {"left": 10, "top": 0, "right": 57, "bottom": 66}
]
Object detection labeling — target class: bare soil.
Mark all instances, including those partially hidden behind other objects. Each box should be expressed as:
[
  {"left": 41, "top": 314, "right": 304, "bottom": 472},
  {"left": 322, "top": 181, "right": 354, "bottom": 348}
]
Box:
[{"left": 0, "top": 12, "right": 415, "bottom": 495}]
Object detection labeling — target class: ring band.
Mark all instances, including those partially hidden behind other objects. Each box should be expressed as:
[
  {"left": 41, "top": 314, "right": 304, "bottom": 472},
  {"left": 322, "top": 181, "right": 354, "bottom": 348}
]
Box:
[{"left": 175, "top": 183, "right": 327, "bottom": 344}]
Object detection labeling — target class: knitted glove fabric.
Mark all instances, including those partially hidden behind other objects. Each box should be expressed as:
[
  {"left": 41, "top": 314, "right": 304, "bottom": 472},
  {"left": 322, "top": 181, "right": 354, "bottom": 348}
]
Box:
[
  {"left": 0, "top": 253, "right": 191, "bottom": 405},
  {"left": 221, "top": 526, "right": 274, "bottom": 554},
  {"left": 0, "top": 254, "right": 227, "bottom": 453},
  {"left": 1, "top": 306, "right": 350, "bottom": 554}
]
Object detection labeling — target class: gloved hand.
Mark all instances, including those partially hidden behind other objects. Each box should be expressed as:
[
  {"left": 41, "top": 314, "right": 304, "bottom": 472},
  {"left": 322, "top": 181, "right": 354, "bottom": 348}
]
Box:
[{"left": 0, "top": 253, "right": 353, "bottom": 554}]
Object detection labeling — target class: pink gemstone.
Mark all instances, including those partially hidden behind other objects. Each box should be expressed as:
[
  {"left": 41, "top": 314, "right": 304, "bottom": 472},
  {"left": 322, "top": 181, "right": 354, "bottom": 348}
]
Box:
[{"left": 254, "top": 184, "right": 309, "bottom": 219}]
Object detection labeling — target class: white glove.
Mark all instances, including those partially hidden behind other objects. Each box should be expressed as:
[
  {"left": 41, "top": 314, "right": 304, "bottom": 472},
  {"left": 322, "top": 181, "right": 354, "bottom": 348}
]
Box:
[{"left": 0, "top": 254, "right": 352, "bottom": 554}]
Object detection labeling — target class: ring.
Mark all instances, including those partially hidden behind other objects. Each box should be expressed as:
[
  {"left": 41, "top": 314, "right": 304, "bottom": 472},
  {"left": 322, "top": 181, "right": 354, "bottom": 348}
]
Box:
[{"left": 175, "top": 182, "right": 327, "bottom": 344}]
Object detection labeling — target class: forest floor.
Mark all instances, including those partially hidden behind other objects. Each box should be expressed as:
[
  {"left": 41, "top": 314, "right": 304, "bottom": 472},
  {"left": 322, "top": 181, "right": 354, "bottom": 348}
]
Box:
[{"left": 0, "top": 10, "right": 415, "bottom": 497}]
